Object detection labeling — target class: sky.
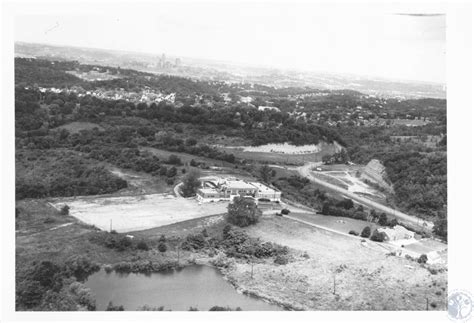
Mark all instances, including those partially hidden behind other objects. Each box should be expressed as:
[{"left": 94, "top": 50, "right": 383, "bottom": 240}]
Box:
[{"left": 14, "top": 2, "right": 446, "bottom": 83}]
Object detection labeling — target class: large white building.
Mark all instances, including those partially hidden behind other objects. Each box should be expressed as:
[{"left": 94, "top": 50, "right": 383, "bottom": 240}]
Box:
[{"left": 196, "top": 177, "right": 281, "bottom": 203}]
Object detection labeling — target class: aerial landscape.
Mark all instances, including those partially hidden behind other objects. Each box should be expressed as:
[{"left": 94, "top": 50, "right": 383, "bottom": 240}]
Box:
[{"left": 12, "top": 4, "right": 449, "bottom": 313}]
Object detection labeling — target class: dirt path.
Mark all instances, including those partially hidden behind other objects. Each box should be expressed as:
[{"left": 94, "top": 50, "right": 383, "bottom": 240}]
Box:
[{"left": 296, "top": 162, "right": 434, "bottom": 231}]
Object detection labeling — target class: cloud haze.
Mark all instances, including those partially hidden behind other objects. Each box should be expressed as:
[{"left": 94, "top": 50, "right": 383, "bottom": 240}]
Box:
[{"left": 15, "top": 2, "right": 446, "bottom": 83}]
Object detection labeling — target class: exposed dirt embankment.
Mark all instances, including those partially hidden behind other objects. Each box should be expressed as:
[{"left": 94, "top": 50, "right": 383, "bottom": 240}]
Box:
[{"left": 360, "top": 159, "right": 394, "bottom": 193}]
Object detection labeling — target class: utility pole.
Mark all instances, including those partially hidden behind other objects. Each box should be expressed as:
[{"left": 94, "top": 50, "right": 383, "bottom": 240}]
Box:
[
  {"left": 177, "top": 239, "right": 181, "bottom": 264},
  {"left": 250, "top": 259, "right": 254, "bottom": 279},
  {"left": 426, "top": 297, "right": 429, "bottom": 311},
  {"left": 333, "top": 274, "right": 336, "bottom": 295},
  {"left": 110, "top": 219, "right": 112, "bottom": 232}
]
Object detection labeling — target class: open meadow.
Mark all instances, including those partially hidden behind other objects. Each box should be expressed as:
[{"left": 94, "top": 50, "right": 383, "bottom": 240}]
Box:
[
  {"left": 227, "top": 216, "right": 447, "bottom": 310},
  {"left": 49, "top": 194, "right": 228, "bottom": 233}
]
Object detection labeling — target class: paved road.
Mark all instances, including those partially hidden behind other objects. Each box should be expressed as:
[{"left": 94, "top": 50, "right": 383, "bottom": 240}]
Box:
[{"left": 296, "top": 162, "right": 434, "bottom": 231}]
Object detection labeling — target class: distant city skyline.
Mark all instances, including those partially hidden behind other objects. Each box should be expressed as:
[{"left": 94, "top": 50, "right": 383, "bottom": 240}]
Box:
[{"left": 14, "top": 2, "right": 446, "bottom": 84}]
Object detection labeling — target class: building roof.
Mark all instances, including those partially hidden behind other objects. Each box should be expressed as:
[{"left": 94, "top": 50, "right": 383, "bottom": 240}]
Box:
[
  {"left": 224, "top": 180, "right": 257, "bottom": 190},
  {"left": 198, "top": 188, "right": 219, "bottom": 194},
  {"left": 249, "top": 182, "right": 279, "bottom": 193}
]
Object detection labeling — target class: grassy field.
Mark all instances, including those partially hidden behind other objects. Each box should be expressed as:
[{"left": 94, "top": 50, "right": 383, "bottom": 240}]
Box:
[
  {"left": 15, "top": 199, "right": 199, "bottom": 267},
  {"left": 288, "top": 212, "right": 380, "bottom": 235},
  {"left": 16, "top": 198, "right": 447, "bottom": 311},
  {"left": 141, "top": 147, "right": 235, "bottom": 168},
  {"left": 227, "top": 216, "right": 447, "bottom": 310}
]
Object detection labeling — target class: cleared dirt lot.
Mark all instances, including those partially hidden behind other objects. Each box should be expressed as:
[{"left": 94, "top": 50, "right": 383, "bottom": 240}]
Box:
[
  {"left": 50, "top": 194, "right": 228, "bottom": 233},
  {"left": 215, "top": 142, "right": 341, "bottom": 165}
]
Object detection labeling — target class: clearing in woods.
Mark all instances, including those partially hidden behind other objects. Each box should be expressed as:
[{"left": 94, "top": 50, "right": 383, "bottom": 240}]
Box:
[
  {"left": 50, "top": 193, "right": 228, "bottom": 233},
  {"left": 214, "top": 141, "right": 342, "bottom": 165}
]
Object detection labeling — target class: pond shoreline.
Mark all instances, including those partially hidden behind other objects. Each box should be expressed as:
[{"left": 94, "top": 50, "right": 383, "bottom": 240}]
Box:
[{"left": 95, "top": 255, "right": 299, "bottom": 311}]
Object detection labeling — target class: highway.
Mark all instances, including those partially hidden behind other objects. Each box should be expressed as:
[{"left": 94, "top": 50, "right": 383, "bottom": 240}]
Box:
[{"left": 296, "top": 162, "right": 434, "bottom": 231}]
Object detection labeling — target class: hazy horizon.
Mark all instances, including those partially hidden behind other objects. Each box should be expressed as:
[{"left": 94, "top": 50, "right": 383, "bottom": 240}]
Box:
[{"left": 14, "top": 2, "right": 446, "bottom": 84}]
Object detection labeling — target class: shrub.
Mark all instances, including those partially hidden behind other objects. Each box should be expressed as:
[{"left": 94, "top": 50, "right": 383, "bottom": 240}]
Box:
[
  {"left": 167, "top": 154, "right": 182, "bottom": 165},
  {"left": 104, "top": 265, "right": 113, "bottom": 274},
  {"left": 226, "top": 197, "right": 261, "bottom": 227},
  {"left": 60, "top": 205, "right": 70, "bottom": 215},
  {"left": 158, "top": 242, "right": 167, "bottom": 253},
  {"left": 159, "top": 234, "right": 166, "bottom": 243},
  {"left": 182, "top": 233, "right": 206, "bottom": 250},
  {"left": 360, "top": 226, "right": 371, "bottom": 238},
  {"left": 370, "top": 230, "right": 386, "bottom": 242},
  {"left": 113, "top": 262, "right": 132, "bottom": 273},
  {"left": 348, "top": 230, "right": 359, "bottom": 236},
  {"left": 418, "top": 254, "right": 428, "bottom": 264},
  {"left": 137, "top": 305, "right": 165, "bottom": 311},
  {"left": 378, "top": 213, "right": 389, "bottom": 226},
  {"left": 63, "top": 255, "right": 100, "bottom": 281},
  {"left": 106, "top": 301, "right": 124, "bottom": 311},
  {"left": 136, "top": 240, "right": 149, "bottom": 251},
  {"left": 223, "top": 224, "right": 232, "bottom": 239},
  {"left": 209, "top": 306, "right": 242, "bottom": 311},
  {"left": 281, "top": 208, "right": 290, "bottom": 215},
  {"left": 166, "top": 166, "right": 178, "bottom": 177},
  {"left": 117, "top": 236, "right": 132, "bottom": 251},
  {"left": 274, "top": 255, "right": 289, "bottom": 265}
]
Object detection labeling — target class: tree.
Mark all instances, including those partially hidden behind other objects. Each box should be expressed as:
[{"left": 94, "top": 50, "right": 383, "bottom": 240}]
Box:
[
  {"left": 433, "top": 214, "right": 447, "bottom": 240},
  {"left": 106, "top": 301, "right": 124, "bottom": 311},
  {"left": 223, "top": 224, "right": 232, "bottom": 239},
  {"left": 180, "top": 170, "right": 201, "bottom": 197},
  {"left": 136, "top": 240, "right": 149, "bottom": 251},
  {"left": 322, "top": 202, "right": 331, "bottom": 215},
  {"left": 117, "top": 236, "right": 132, "bottom": 251},
  {"left": 60, "top": 205, "right": 70, "bottom": 215},
  {"left": 166, "top": 166, "right": 177, "bottom": 178},
  {"left": 167, "top": 154, "right": 182, "bottom": 165},
  {"left": 361, "top": 226, "right": 371, "bottom": 238},
  {"left": 185, "top": 138, "right": 197, "bottom": 146},
  {"left": 158, "top": 242, "right": 167, "bottom": 252},
  {"left": 370, "top": 230, "right": 386, "bottom": 242},
  {"left": 337, "top": 198, "right": 353, "bottom": 210},
  {"left": 418, "top": 254, "right": 428, "bottom": 264},
  {"left": 259, "top": 164, "right": 273, "bottom": 183},
  {"left": 378, "top": 213, "right": 388, "bottom": 226},
  {"left": 226, "top": 197, "right": 262, "bottom": 227}
]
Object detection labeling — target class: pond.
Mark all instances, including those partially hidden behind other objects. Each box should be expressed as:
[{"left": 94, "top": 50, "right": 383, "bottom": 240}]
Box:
[{"left": 85, "top": 265, "right": 282, "bottom": 311}]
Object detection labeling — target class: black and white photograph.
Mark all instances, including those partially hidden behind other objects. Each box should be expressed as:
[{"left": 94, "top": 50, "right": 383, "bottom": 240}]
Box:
[{"left": 1, "top": 0, "right": 472, "bottom": 322}]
